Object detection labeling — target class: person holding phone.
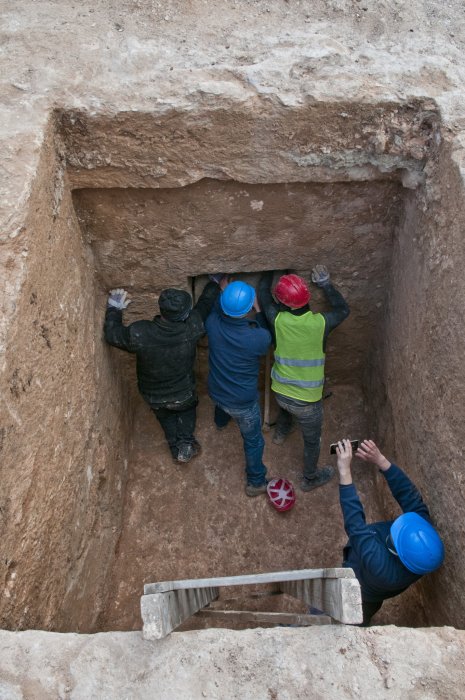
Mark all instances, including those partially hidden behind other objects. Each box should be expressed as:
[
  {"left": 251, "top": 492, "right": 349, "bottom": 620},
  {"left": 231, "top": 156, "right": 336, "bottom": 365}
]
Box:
[
  {"left": 258, "top": 266, "right": 349, "bottom": 491},
  {"left": 336, "top": 438, "right": 445, "bottom": 626}
]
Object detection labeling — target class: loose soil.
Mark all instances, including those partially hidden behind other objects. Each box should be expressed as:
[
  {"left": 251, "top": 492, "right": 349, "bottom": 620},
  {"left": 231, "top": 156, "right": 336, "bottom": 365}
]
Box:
[{"left": 100, "top": 377, "right": 426, "bottom": 631}]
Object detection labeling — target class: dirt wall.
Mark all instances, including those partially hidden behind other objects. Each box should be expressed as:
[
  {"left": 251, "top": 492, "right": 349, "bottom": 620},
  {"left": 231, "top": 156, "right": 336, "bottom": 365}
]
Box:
[
  {"left": 73, "top": 178, "right": 402, "bottom": 387},
  {"left": 369, "top": 138, "right": 465, "bottom": 627},
  {"left": 0, "top": 124, "right": 132, "bottom": 632}
]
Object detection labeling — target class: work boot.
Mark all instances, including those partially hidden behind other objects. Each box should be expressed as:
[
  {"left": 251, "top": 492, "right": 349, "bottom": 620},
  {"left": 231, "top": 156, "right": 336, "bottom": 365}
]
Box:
[
  {"left": 300, "top": 465, "right": 335, "bottom": 492},
  {"left": 177, "top": 440, "right": 201, "bottom": 464},
  {"left": 245, "top": 481, "right": 269, "bottom": 497},
  {"left": 272, "top": 422, "right": 296, "bottom": 445}
]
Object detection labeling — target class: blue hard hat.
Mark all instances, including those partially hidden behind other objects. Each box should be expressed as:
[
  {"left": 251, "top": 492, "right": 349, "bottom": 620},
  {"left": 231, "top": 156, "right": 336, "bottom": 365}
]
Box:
[
  {"left": 220, "top": 281, "right": 255, "bottom": 318},
  {"left": 390, "top": 512, "right": 445, "bottom": 575}
]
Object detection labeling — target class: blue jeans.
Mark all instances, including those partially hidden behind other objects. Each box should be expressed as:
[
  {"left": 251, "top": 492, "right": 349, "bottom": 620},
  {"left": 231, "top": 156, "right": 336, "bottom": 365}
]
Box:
[
  {"left": 274, "top": 393, "right": 323, "bottom": 479},
  {"left": 214, "top": 401, "right": 267, "bottom": 487}
]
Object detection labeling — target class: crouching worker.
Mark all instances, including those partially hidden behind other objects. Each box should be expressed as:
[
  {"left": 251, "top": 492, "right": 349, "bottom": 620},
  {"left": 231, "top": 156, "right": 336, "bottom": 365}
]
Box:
[
  {"left": 206, "top": 281, "right": 272, "bottom": 497},
  {"left": 336, "top": 439, "right": 445, "bottom": 626},
  {"left": 104, "top": 279, "right": 225, "bottom": 464}
]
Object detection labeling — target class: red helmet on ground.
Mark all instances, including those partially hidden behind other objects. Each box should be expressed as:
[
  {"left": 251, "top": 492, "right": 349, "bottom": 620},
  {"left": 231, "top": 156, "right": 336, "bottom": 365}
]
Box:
[
  {"left": 274, "top": 274, "right": 311, "bottom": 308},
  {"left": 267, "top": 478, "right": 296, "bottom": 512}
]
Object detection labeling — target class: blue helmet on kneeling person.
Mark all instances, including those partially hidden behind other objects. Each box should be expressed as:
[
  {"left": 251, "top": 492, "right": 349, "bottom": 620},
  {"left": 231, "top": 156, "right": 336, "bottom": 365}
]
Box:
[{"left": 390, "top": 512, "right": 445, "bottom": 575}]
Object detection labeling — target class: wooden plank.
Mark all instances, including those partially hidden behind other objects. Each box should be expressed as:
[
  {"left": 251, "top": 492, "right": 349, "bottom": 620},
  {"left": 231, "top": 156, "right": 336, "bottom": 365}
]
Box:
[
  {"left": 196, "top": 609, "right": 332, "bottom": 626},
  {"left": 144, "top": 567, "right": 354, "bottom": 594},
  {"left": 141, "top": 587, "right": 219, "bottom": 640},
  {"left": 279, "top": 577, "right": 362, "bottom": 625}
]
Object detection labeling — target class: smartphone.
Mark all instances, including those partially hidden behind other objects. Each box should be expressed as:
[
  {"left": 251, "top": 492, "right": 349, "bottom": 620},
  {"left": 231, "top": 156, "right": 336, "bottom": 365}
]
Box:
[{"left": 330, "top": 440, "right": 359, "bottom": 455}]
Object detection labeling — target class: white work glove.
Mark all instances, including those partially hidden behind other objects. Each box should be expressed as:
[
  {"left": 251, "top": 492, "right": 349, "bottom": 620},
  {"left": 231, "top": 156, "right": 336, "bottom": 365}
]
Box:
[
  {"left": 108, "top": 288, "right": 131, "bottom": 310},
  {"left": 311, "top": 265, "right": 330, "bottom": 287}
]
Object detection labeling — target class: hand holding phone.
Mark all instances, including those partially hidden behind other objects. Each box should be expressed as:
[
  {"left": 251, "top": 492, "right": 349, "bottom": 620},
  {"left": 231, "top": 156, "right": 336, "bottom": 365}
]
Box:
[{"left": 330, "top": 440, "right": 359, "bottom": 455}]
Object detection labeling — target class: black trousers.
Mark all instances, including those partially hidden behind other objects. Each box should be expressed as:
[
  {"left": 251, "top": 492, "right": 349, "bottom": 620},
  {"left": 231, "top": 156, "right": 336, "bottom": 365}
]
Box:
[
  {"left": 361, "top": 600, "right": 383, "bottom": 626},
  {"left": 151, "top": 397, "right": 198, "bottom": 459}
]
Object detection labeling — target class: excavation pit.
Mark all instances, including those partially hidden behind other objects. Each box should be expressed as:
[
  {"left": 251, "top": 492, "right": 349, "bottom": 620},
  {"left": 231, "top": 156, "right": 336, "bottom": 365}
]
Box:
[{"left": 2, "top": 100, "right": 464, "bottom": 634}]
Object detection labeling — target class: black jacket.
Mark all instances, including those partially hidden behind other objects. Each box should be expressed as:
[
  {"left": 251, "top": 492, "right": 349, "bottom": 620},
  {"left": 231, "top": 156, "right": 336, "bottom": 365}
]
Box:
[{"left": 104, "top": 281, "right": 219, "bottom": 407}]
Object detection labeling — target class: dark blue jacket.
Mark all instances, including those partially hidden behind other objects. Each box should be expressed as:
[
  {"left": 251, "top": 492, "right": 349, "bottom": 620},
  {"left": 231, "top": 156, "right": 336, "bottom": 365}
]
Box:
[
  {"left": 340, "top": 464, "right": 431, "bottom": 603},
  {"left": 205, "top": 303, "right": 272, "bottom": 408}
]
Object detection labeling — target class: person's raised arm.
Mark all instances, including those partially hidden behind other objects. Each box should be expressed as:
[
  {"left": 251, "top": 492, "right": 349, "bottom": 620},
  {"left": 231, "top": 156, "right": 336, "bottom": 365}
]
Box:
[
  {"left": 258, "top": 271, "right": 279, "bottom": 330},
  {"left": 336, "top": 439, "right": 394, "bottom": 569},
  {"left": 104, "top": 288, "right": 135, "bottom": 351},
  {"left": 337, "top": 439, "right": 387, "bottom": 563},
  {"left": 311, "top": 265, "right": 350, "bottom": 338},
  {"left": 193, "top": 276, "right": 226, "bottom": 322},
  {"left": 336, "top": 438, "right": 354, "bottom": 485},
  {"left": 356, "top": 440, "right": 430, "bottom": 520}
]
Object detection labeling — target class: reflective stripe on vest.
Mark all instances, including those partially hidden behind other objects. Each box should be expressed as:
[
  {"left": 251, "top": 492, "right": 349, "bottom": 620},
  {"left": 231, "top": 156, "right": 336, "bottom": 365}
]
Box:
[
  {"left": 272, "top": 310, "right": 325, "bottom": 402},
  {"left": 274, "top": 355, "right": 325, "bottom": 368},
  {"left": 271, "top": 367, "right": 324, "bottom": 388}
]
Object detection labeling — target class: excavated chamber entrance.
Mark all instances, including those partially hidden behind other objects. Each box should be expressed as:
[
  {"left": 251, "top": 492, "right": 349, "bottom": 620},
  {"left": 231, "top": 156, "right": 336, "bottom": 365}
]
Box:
[{"left": 2, "top": 100, "right": 464, "bottom": 634}]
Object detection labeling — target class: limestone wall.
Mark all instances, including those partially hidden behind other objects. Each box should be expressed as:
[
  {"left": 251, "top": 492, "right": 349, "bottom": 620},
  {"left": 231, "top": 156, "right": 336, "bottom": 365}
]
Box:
[{"left": 1, "top": 626, "right": 465, "bottom": 699}]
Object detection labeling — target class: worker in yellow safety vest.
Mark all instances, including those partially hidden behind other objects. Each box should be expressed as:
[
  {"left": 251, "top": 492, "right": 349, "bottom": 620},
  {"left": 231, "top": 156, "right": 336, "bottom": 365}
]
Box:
[{"left": 258, "top": 266, "right": 349, "bottom": 491}]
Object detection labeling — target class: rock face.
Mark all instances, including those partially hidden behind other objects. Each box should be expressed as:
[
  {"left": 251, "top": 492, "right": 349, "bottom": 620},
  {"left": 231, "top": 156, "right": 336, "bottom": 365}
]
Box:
[
  {"left": 369, "top": 141, "right": 465, "bottom": 626},
  {"left": 2, "top": 0, "right": 465, "bottom": 642},
  {"left": 73, "top": 177, "right": 401, "bottom": 387},
  {"left": 1, "top": 626, "right": 465, "bottom": 699}
]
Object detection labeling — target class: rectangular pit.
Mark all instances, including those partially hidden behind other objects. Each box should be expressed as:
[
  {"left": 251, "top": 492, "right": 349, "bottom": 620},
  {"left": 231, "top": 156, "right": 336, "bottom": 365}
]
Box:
[{"left": 1, "top": 99, "right": 463, "bottom": 632}]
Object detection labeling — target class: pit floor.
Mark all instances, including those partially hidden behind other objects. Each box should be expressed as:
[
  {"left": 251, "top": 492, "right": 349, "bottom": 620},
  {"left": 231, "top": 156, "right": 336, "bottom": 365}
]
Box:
[{"left": 100, "top": 367, "right": 427, "bottom": 630}]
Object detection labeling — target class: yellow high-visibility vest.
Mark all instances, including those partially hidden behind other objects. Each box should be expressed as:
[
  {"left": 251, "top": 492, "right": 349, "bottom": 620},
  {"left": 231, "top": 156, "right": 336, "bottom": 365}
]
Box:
[{"left": 271, "top": 311, "right": 325, "bottom": 402}]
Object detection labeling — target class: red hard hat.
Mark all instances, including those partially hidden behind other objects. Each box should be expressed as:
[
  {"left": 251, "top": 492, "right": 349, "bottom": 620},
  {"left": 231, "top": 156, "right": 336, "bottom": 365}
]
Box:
[
  {"left": 267, "top": 478, "right": 296, "bottom": 512},
  {"left": 274, "top": 274, "right": 311, "bottom": 308}
]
